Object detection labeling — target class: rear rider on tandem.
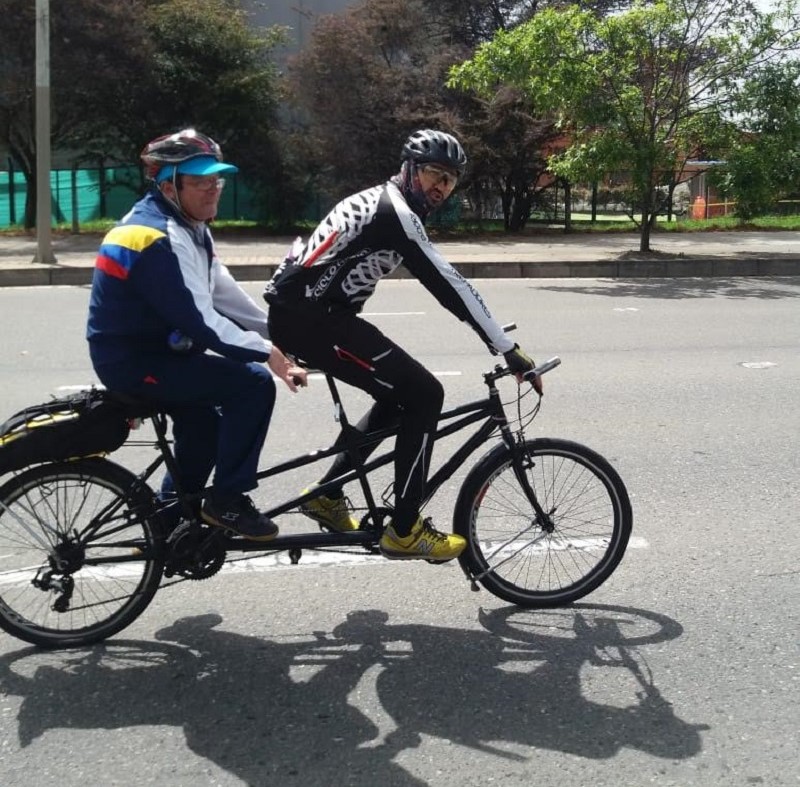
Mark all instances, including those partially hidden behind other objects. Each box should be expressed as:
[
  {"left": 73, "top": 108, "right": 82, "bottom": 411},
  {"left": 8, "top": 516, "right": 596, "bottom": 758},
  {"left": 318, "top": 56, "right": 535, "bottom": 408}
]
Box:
[
  {"left": 265, "top": 129, "right": 540, "bottom": 563},
  {"left": 87, "top": 129, "right": 306, "bottom": 543}
]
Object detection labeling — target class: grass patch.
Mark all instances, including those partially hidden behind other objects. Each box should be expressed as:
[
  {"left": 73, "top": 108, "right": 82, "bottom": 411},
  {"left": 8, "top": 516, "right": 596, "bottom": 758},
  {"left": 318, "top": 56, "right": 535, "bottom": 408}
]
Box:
[
  {"left": 3, "top": 213, "right": 800, "bottom": 239},
  {"left": 666, "top": 214, "right": 800, "bottom": 231}
]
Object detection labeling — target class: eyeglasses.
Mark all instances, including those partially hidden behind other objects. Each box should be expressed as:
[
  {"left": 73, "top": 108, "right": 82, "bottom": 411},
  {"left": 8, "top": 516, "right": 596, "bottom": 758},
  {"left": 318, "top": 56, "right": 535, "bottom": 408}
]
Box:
[
  {"left": 419, "top": 164, "right": 458, "bottom": 189},
  {"left": 182, "top": 176, "right": 226, "bottom": 192}
]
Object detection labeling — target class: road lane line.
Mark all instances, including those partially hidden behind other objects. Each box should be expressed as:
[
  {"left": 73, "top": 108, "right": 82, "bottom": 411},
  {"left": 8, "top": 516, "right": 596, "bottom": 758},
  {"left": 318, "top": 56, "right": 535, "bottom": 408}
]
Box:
[{"left": 0, "top": 536, "right": 648, "bottom": 582}]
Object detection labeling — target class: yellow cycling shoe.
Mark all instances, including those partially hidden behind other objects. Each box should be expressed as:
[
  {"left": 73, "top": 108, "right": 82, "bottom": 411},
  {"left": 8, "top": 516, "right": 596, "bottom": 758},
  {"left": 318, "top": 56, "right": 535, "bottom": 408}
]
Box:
[
  {"left": 379, "top": 516, "right": 466, "bottom": 561},
  {"left": 300, "top": 486, "right": 359, "bottom": 532}
]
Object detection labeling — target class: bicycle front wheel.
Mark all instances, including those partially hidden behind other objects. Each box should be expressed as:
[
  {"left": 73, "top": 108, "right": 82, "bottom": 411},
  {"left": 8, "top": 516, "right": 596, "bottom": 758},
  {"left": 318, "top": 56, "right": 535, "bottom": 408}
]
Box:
[
  {"left": 0, "top": 459, "right": 164, "bottom": 648},
  {"left": 454, "top": 438, "right": 632, "bottom": 607}
]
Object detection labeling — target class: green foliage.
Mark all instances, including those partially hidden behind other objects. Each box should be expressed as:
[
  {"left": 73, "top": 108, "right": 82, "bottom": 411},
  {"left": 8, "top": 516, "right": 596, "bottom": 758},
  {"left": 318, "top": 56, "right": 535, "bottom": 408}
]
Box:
[
  {"left": 449, "top": 0, "right": 800, "bottom": 249},
  {"left": 287, "top": 0, "right": 560, "bottom": 230},
  {"left": 716, "top": 61, "right": 800, "bottom": 219},
  {"left": 0, "top": 0, "right": 290, "bottom": 226},
  {"left": 143, "top": 0, "right": 283, "bottom": 134},
  {"left": 0, "top": 0, "right": 154, "bottom": 225},
  {"left": 287, "top": 0, "right": 458, "bottom": 197}
]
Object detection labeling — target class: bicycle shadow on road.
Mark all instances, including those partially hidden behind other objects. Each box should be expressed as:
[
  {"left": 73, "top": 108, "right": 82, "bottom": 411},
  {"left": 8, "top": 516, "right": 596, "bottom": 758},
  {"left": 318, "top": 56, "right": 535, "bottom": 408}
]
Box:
[{"left": 0, "top": 604, "right": 708, "bottom": 786}]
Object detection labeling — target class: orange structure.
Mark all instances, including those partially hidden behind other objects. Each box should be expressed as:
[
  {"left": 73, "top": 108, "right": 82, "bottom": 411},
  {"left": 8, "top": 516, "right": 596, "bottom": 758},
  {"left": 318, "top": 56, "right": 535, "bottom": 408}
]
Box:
[{"left": 690, "top": 195, "right": 707, "bottom": 219}]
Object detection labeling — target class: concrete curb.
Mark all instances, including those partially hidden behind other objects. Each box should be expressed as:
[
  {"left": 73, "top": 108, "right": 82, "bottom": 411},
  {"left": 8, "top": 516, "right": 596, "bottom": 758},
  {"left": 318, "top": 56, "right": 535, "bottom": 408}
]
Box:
[{"left": 0, "top": 256, "right": 799, "bottom": 288}]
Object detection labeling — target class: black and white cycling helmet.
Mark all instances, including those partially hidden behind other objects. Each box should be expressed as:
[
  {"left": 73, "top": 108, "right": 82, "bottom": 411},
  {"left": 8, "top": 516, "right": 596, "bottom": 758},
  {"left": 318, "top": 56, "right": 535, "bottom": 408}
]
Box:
[{"left": 401, "top": 129, "right": 467, "bottom": 176}]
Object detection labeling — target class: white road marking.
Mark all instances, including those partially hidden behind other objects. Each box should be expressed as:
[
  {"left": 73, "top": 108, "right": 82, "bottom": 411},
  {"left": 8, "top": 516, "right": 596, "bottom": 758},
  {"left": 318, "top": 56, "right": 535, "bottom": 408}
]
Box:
[
  {"left": 0, "top": 537, "right": 649, "bottom": 583},
  {"left": 739, "top": 361, "right": 777, "bottom": 369}
]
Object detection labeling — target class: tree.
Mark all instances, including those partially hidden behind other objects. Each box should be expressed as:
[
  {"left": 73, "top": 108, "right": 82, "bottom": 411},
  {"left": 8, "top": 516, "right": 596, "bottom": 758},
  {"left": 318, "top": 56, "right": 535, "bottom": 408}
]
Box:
[
  {"left": 287, "top": 0, "right": 454, "bottom": 200},
  {"left": 449, "top": 0, "right": 800, "bottom": 250},
  {"left": 0, "top": 0, "right": 151, "bottom": 227},
  {"left": 716, "top": 61, "right": 800, "bottom": 219},
  {"left": 287, "top": 0, "right": 561, "bottom": 228},
  {"left": 0, "top": 0, "right": 287, "bottom": 228},
  {"left": 134, "top": 0, "right": 290, "bottom": 223},
  {"left": 465, "top": 87, "right": 555, "bottom": 230}
]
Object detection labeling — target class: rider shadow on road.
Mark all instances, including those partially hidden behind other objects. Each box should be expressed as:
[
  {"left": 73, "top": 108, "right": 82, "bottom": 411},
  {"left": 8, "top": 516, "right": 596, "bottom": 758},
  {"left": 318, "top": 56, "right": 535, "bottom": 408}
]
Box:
[{"left": 0, "top": 604, "right": 709, "bottom": 786}]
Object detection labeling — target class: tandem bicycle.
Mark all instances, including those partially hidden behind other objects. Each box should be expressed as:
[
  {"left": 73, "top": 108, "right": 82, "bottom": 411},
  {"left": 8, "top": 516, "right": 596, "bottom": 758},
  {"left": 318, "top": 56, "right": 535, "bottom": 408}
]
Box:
[{"left": 0, "top": 342, "right": 632, "bottom": 649}]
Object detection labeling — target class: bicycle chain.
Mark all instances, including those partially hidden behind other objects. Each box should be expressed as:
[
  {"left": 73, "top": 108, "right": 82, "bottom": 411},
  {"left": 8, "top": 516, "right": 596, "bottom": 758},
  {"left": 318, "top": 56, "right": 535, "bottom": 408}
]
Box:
[
  {"left": 159, "top": 542, "right": 381, "bottom": 588},
  {"left": 158, "top": 508, "right": 386, "bottom": 587}
]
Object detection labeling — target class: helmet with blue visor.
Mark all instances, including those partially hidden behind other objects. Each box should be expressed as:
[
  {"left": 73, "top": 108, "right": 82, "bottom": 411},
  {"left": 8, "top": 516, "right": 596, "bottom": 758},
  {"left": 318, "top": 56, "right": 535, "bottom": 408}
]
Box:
[{"left": 140, "top": 129, "right": 238, "bottom": 183}]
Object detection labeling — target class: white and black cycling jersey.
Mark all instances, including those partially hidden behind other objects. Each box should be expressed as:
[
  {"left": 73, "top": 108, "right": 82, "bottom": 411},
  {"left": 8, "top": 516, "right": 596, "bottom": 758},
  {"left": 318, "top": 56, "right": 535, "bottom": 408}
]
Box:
[{"left": 264, "top": 180, "right": 515, "bottom": 355}]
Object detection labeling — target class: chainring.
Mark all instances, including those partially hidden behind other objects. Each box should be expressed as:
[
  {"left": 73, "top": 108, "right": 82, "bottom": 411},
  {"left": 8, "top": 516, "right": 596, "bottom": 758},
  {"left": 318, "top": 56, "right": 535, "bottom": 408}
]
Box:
[{"left": 165, "top": 522, "right": 227, "bottom": 581}]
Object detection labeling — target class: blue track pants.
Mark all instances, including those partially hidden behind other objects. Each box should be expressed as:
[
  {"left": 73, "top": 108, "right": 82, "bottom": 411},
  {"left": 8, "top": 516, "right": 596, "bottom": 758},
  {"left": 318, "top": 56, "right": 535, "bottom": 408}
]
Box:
[{"left": 93, "top": 353, "right": 275, "bottom": 499}]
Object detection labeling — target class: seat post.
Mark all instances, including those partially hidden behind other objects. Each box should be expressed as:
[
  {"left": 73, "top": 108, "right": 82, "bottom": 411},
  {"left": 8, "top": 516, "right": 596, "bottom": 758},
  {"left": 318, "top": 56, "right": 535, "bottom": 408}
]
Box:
[
  {"left": 148, "top": 412, "right": 199, "bottom": 520},
  {"left": 324, "top": 373, "right": 349, "bottom": 428}
]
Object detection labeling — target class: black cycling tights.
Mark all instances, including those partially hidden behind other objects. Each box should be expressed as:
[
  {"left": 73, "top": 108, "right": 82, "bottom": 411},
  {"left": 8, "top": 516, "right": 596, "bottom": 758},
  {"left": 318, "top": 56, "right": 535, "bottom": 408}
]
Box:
[{"left": 268, "top": 307, "right": 444, "bottom": 535}]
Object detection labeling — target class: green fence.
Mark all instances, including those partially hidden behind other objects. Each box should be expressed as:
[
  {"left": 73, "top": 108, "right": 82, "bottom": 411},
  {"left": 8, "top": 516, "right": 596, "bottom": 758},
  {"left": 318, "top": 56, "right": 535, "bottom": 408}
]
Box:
[
  {"left": 1, "top": 165, "right": 469, "bottom": 229},
  {"left": 0, "top": 165, "right": 262, "bottom": 228}
]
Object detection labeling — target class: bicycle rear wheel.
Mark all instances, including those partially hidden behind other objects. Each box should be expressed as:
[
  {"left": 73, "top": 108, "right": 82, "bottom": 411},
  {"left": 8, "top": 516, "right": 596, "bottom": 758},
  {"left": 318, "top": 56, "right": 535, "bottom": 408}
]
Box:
[
  {"left": 454, "top": 438, "right": 632, "bottom": 607},
  {"left": 0, "top": 458, "right": 164, "bottom": 648}
]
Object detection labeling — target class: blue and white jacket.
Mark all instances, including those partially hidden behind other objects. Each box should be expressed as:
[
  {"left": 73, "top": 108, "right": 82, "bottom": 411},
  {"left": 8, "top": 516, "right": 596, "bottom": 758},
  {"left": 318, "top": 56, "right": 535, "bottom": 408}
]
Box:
[{"left": 87, "top": 189, "right": 271, "bottom": 367}]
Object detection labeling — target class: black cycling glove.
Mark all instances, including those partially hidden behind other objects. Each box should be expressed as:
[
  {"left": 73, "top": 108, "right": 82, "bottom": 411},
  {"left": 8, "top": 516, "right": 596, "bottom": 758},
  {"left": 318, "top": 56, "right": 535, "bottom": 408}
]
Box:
[{"left": 503, "top": 344, "right": 535, "bottom": 377}]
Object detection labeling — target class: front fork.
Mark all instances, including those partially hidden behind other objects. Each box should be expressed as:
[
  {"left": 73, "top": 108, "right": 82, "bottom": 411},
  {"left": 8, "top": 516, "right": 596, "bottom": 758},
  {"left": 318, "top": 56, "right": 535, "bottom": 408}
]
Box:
[{"left": 504, "top": 428, "right": 555, "bottom": 533}]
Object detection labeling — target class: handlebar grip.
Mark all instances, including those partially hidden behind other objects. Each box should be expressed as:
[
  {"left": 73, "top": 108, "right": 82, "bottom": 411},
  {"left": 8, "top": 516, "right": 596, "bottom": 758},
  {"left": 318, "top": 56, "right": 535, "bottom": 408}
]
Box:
[{"left": 524, "top": 356, "right": 561, "bottom": 380}]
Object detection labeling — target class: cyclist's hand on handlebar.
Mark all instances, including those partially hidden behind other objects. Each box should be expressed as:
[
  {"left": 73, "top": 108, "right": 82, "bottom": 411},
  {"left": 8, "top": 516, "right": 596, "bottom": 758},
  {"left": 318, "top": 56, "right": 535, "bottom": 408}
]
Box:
[
  {"left": 268, "top": 345, "right": 308, "bottom": 392},
  {"left": 504, "top": 344, "right": 543, "bottom": 395}
]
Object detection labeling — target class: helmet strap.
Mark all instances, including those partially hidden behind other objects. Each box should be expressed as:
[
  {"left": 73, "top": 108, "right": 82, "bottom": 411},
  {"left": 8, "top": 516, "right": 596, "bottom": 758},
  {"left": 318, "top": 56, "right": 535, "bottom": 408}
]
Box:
[
  {"left": 159, "top": 171, "right": 203, "bottom": 225},
  {"left": 397, "top": 161, "right": 432, "bottom": 219}
]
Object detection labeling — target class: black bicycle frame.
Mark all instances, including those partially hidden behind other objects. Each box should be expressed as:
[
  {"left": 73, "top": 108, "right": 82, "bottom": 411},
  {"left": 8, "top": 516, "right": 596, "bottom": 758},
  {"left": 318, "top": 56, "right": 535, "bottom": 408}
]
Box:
[
  {"left": 258, "top": 374, "right": 506, "bottom": 514},
  {"left": 113, "top": 368, "right": 539, "bottom": 554}
]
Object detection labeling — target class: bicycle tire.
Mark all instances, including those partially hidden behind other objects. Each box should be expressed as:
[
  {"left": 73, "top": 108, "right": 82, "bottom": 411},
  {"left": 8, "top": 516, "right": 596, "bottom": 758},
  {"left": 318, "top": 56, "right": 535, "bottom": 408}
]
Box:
[
  {"left": 0, "top": 458, "right": 164, "bottom": 648},
  {"left": 453, "top": 438, "right": 632, "bottom": 607}
]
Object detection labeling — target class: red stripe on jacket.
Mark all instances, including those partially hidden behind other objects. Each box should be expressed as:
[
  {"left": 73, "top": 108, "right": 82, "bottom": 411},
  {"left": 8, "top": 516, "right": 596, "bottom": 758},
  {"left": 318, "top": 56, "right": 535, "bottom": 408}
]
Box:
[
  {"left": 95, "top": 254, "right": 130, "bottom": 280},
  {"left": 302, "top": 230, "right": 339, "bottom": 268}
]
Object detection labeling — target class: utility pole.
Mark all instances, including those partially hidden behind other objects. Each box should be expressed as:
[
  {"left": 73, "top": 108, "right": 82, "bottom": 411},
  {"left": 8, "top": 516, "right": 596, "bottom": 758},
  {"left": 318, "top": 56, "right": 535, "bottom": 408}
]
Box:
[
  {"left": 33, "top": 0, "right": 56, "bottom": 264},
  {"left": 290, "top": 1, "right": 313, "bottom": 50}
]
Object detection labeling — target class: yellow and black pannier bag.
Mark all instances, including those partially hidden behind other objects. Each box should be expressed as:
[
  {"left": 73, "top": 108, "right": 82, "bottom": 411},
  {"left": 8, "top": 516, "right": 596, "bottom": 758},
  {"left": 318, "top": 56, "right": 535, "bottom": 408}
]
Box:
[{"left": 0, "top": 389, "right": 130, "bottom": 475}]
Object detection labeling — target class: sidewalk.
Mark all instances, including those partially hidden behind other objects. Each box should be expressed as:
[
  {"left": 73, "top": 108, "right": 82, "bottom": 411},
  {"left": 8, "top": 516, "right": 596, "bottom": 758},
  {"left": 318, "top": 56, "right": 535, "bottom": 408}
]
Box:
[{"left": 0, "top": 229, "right": 798, "bottom": 287}]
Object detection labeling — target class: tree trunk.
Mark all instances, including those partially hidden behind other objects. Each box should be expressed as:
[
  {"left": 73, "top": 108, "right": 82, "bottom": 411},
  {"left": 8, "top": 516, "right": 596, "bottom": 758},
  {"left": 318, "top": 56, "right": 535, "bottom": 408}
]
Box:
[
  {"left": 23, "top": 172, "right": 36, "bottom": 229},
  {"left": 639, "top": 208, "right": 652, "bottom": 251},
  {"left": 563, "top": 179, "right": 572, "bottom": 234},
  {"left": 508, "top": 190, "right": 532, "bottom": 232},
  {"left": 501, "top": 184, "right": 512, "bottom": 231},
  {"left": 639, "top": 181, "right": 656, "bottom": 251},
  {"left": 8, "top": 140, "right": 36, "bottom": 229}
]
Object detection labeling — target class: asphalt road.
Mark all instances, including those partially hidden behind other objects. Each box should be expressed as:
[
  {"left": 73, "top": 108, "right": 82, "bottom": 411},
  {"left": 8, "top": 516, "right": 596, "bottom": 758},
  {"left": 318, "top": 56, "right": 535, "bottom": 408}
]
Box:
[{"left": 0, "top": 278, "right": 798, "bottom": 786}]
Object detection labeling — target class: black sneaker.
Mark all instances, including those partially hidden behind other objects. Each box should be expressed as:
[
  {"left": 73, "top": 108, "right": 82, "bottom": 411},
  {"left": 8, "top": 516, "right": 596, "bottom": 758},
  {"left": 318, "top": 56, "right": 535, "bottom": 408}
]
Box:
[{"left": 201, "top": 494, "right": 279, "bottom": 542}]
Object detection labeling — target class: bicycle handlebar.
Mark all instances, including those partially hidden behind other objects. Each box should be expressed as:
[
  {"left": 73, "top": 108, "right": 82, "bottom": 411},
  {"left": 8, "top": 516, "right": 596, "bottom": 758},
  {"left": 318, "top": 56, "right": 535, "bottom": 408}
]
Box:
[
  {"left": 525, "top": 356, "right": 561, "bottom": 380},
  {"left": 500, "top": 324, "right": 559, "bottom": 380}
]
